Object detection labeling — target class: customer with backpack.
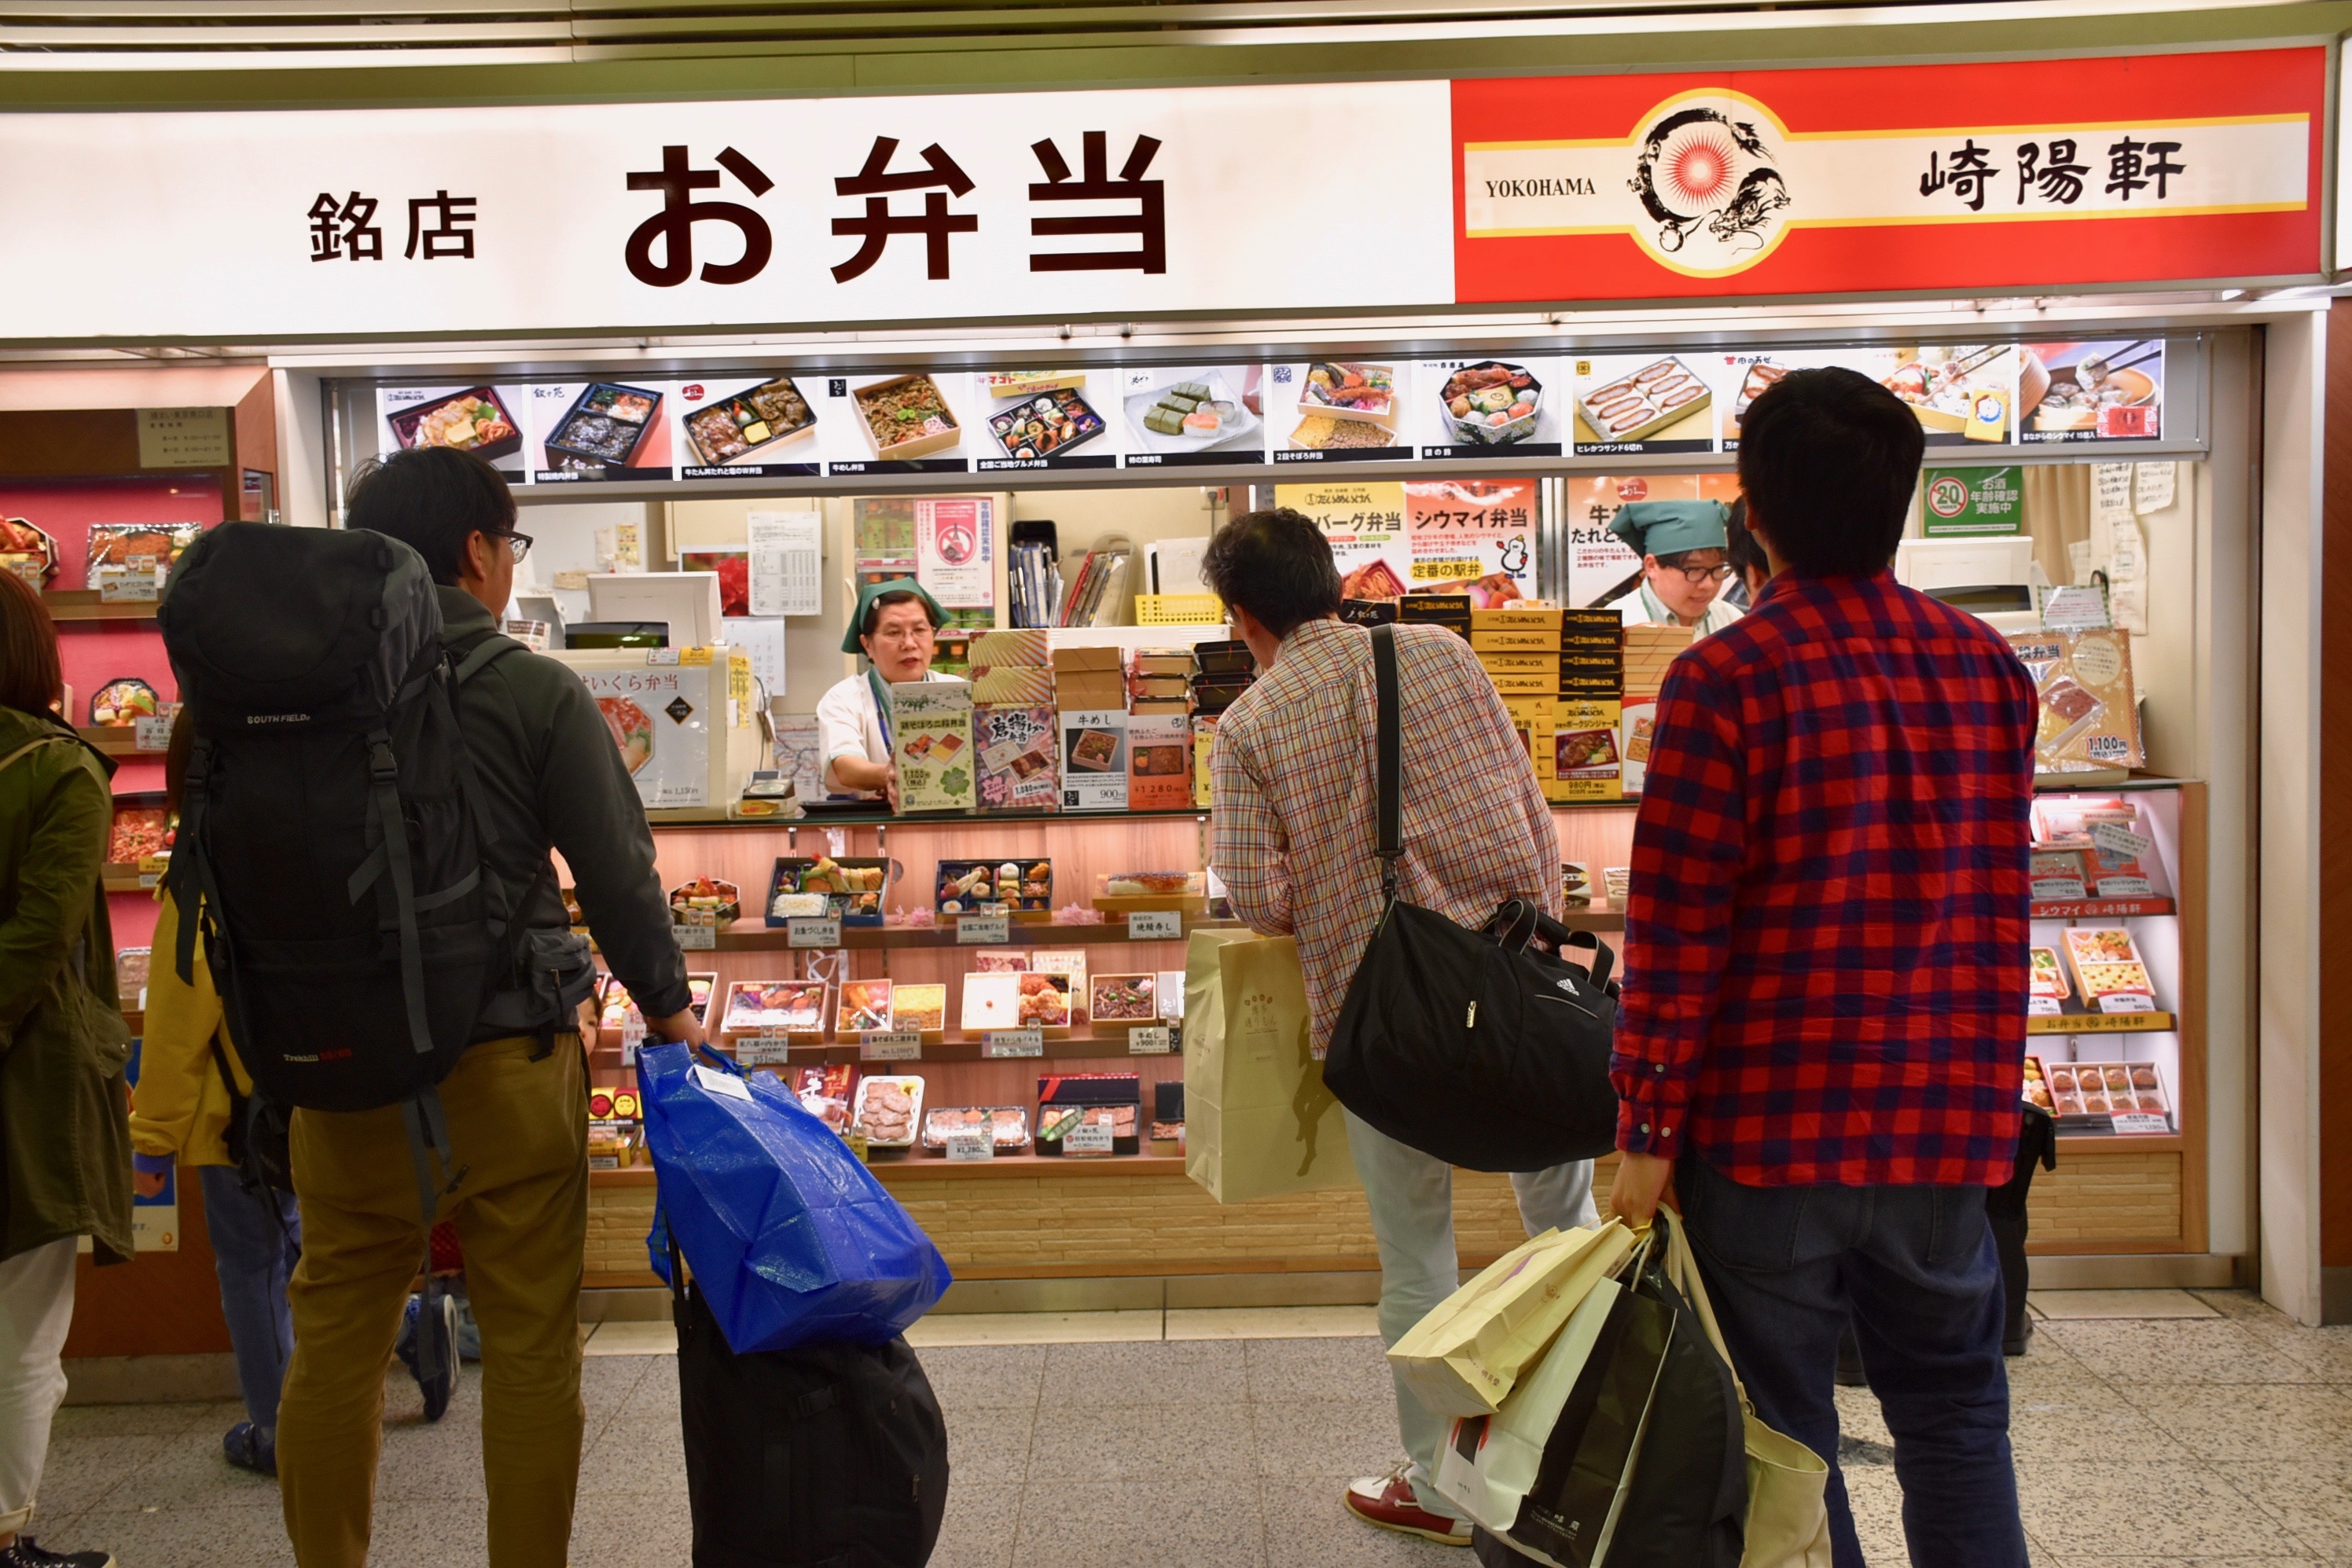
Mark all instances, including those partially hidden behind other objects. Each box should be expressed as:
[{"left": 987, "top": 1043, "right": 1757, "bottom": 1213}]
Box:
[
  {"left": 1607, "top": 366, "right": 2038, "bottom": 1568},
  {"left": 127, "top": 717, "right": 303, "bottom": 1478},
  {"left": 1203, "top": 510, "right": 1588, "bottom": 1548},
  {"left": 160, "top": 446, "right": 703, "bottom": 1568},
  {"left": 0, "top": 569, "right": 130, "bottom": 1568}
]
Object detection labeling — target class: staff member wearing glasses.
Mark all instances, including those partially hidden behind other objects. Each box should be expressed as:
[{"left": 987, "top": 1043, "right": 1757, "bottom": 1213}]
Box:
[
  {"left": 1606, "top": 498, "right": 1747, "bottom": 636},
  {"left": 815, "top": 577, "right": 961, "bottom": 810}
]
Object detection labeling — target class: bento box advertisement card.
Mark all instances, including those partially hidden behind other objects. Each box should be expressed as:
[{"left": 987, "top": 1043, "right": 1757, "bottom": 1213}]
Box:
[
  {"left": 891, "top": 681, "right": 976, "bottom": 811},
  {"left": 1265, "top": 362, "right": 1415, "bottom": 465},
  {"left": 971, "top": 369, "right": 1120, "bottom": 473},
  {"left": 1417, "top": 358, "right": 1564, "bottom": 459},
  {"left": 579, "top": 663, "right": 714, "bottom": 808},
  {"left": 674, "top": 373, "right": 824, "bottom": 479},
  {"left": 1569, "top": 354, "right": 1718, "bottom": 455},
  {"left": 377, "top": 383, "right": 535, "bottom": 481},
  {"left": 1120, "top": 365, "right": 1266, "bottom": 468},
  {"left": 1279, "top": 482, "right": 1412, "bottom": 603},
  {"left": 818, "top": 371, "right": 979, "bottom": 476},
  {"left": 1404, "top": 479, "right": 1538, "bottom": 604},
  {"left": 2018, "top": 341, "right": 2166, "bottom": 444},
  {"left": 1059, "top": 709, "right": 1129, "bottom": 811},
  {"left": 524, "top": 380, "right": 681, "bottom": 483}
]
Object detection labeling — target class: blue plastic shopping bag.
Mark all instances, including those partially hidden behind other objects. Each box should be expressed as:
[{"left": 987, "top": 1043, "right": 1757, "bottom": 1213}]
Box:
[{"left": 640, "top": 1043, "right": 951, "bottom": 1353}]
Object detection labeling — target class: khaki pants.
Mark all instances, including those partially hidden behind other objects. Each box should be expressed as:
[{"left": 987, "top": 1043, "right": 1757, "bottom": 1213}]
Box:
[{"left": 278, "top": 1034, "right": 588, "bottom": 1568}]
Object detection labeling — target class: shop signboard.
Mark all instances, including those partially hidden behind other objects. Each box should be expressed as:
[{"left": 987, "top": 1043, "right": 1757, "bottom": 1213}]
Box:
[{"left": 1921, "top": 467, "right": 2025, "bottom": 536}]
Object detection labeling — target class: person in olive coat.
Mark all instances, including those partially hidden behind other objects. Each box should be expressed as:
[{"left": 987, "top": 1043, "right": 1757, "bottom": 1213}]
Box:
[{"left": 0, "top": 567, "right": 130, "bottom": 1568}]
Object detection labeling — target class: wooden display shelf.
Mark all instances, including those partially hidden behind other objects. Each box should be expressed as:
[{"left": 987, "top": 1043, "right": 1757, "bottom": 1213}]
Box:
[
  {"left": 589, "top": 1152, "right": 1189, "bottom": 1189},
  {"left": 2030, "top": 897, "right": 2177, "bottom": 920},
  {"left": 707, "top": 907, "right": 1624, "bottom": 952},
  {"left": 2027, "top": 1011, "right": 2177, "bottom": 1035},
  {"left": 46, "top": 589, "right": 158, "bottom": 622},
  {"left": 79, "top": 727, "right": 156, "bottom": 758},
  {"left": 647, "top": 800, "right": 1641, "bottom": 830},
  {"left": 718, "top": 1031, "right": 1178, "bottom": 1063}
]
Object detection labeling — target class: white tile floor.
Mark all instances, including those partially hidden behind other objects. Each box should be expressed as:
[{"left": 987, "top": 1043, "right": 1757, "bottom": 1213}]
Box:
[{"left": 26, "top": 1290, "right": 2352, "bottom": 1566}]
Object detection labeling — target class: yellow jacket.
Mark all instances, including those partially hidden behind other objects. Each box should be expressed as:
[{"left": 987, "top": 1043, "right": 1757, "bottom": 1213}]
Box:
[{"left": 128, "top": 889, "right": 251, "bottom": 1169}]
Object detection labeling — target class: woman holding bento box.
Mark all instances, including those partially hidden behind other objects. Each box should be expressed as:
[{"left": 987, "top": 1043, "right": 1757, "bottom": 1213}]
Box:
[{"left": 815, "top": 577, "right": 963, "bottom": 811}]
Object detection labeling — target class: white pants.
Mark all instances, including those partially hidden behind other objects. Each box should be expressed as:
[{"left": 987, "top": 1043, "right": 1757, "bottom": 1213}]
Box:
[
  {"left": 0, "top": 1239, "right": 75, "bottom": 1537},
  {"left": 1344, "top": 1110, "right": 1596, "bottom": 1518}
]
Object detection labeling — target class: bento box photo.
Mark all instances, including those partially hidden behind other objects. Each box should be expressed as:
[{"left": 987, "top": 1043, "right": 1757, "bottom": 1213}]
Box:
[
  {"left": 1299, "top": 362, "right": 1398, "bottom": 424},
  {"left": 985, "top": 387, "right": 1105, "bottom": 461},
  {"left": 0, "top": 519, "right": 58, "bottom": 588},
  {"left": 682, "top": 376, "right": 817, "bottom": 467},
  {"left": 853, "top": 375, "right": 961, "bottom": 461},
  {"left": 542, "top": 383, "right": 664, "bottom": 472},
  {"left": 766, "top": 856, "right": 892, "bottom": 926},
  {"left": 1438, "top": 362, "right": 1545, "bottom": 446},
  {"left": 935, "top": 857, "right": 1053, "bottom": 917},
  {"left": 386, "top": 387, "right": 524, "bottom": 461},
  {"left": 1575, "top": 358, "right": 1711, "bottom": 443},
  {"left": 1126, "top": 376, "right": 1258, "bottom": 451}
]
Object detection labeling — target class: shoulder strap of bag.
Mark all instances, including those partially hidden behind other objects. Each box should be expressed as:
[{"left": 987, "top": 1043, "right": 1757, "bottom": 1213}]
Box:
[
  {"left": 0, "top": 734, "right": 65, "bottom": 776},
  {"left": 1371, "top": 623, "right": 1401, "bottom": 902}
]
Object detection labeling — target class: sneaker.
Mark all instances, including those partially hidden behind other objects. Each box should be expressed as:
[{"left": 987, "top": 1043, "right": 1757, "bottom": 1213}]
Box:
[
  {"left": 454, "top": 1291, "right": 482, "bottom": 1364},
  {"left": 394, "top": 1291, "right": 461, "bottom": 1423},
  {"left": 0, "top": 1537, "right": 116, "bottom": 1568},
  {"left": 1343, "top": 1465, "right": 1472, "bottom": 1546},
  {"left": 222, "top": 1420, "right": 276, "bottom": 1476}
]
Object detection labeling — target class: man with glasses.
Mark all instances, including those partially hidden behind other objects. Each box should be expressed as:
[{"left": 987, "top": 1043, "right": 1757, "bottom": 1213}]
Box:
[
  {"left": 274, "top": 445, "right": 700, "bottom": 1567},
  {"left": 1604, "top": 498, "right": 1747, "bottom": 635}
]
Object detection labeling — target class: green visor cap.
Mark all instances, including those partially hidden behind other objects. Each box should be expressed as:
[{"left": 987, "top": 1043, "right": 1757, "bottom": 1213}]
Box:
[
  {"left": 842, "top": 577, "right": 946, "bottom": 655},
  {"left": 1608, "top": 499, "right": 1729, "bottom": 559}
]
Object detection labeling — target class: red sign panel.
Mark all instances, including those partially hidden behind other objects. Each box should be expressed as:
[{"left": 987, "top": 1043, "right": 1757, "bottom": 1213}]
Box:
[{"left": 1453, "top": 48, "right": 2325, "bottom": 303}]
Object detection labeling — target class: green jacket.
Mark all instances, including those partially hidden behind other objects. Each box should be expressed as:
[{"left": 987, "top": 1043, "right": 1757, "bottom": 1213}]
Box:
[{"left": 0, "top": 705, "right": 132, "bottom": 1264}]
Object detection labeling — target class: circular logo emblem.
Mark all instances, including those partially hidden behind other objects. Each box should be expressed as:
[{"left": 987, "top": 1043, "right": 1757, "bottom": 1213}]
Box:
[
  {"left": 1615, "top": 476, "right": 1649, "bottom": 501},
  {"left": 1926, "top": 476, "right": 1971, "bottom": 519},
  {"left": 1628, "top": 97, "right": 1792, "bottom": 274}
]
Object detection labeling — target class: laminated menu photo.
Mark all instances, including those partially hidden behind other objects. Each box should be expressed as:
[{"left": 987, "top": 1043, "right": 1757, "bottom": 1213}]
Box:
[
  {"left": 2006, "top": 628, "right": 2143, "bottom": 773},
  {"left": 1060, "top": 708, "right": 1129, "bottom": 811},
  {"left": 976, "top": 704, "right": 1060, "bottom": 813},
  {"left": 1126, "top": 702, "right": 1193, "bottom": 810},
  {"left": 890, "top": 681, "right": 976, "bottom": 812},
  {"left": 2061, "top": 927, "right": 2155, "bottom": 1014}
]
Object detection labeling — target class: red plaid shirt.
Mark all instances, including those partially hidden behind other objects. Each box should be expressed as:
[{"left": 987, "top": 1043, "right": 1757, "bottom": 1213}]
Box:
[{"left": 1612, "top": 571, "right": 2039, "bottom": 1187}]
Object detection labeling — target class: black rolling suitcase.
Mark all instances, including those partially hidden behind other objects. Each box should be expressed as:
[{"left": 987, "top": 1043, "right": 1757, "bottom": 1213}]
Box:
[{"left": 670, "top": 1239, "right": 950, "bottom": 1566}]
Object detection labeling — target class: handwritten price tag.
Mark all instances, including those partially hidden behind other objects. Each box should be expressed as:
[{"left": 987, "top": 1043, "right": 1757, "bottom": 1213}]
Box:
[
  {"left": 1127, "top": 1026, "right": 1174, "bottom": 1055},
  {"left": 862, "top": 1030, "right": 923, "bottom": 1061},
  {"left": 957, "top": 914, "right": 1011, "bottom": 946},
  {"left": 788, "top": 917, "right": 842, "bottom": 949},
  {"left": 984, "top": 1029, "right": 1044, "bottom": 1059},
  {"left": 1129, "top": 909, "right": 1182, "bottom": 941}
]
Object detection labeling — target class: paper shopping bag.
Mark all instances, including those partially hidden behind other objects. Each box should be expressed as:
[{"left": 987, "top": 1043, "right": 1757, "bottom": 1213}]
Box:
[
  {"left": 1390, "top": 1221, "right": 1636, "bottom": 1418},
  {"left": 1182, "top": 929, "right": 1356, "bottom": 1205}
]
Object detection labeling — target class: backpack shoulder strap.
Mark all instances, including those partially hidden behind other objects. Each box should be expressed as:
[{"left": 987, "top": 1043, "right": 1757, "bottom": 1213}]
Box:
[
  {"left": 0, "top": 735, "right": 64, "bottom": 776},
  {"left": 1370, "top": 624, "right": 1402, "bottom": 902},
  {"left": 451, "top": 631, "right": 528, "bottom": 686}
]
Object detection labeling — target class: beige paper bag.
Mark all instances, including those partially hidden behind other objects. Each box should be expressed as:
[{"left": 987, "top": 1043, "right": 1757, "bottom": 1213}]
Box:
[
  {"left": 1388, "top": 1220, "right": 1636, "bottom": 1417},
  {"left": 1182, "top": 929, "right": 1356, "bottom": 1205}
]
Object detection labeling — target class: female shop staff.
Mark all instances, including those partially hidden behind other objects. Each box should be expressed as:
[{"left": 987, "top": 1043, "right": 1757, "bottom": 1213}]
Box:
[
  {"left": 1606, "top": 498, "right": 1746, "bottom": 635},
  {"left": 815, "top": 578, "right": 963, "bottom": 810}
]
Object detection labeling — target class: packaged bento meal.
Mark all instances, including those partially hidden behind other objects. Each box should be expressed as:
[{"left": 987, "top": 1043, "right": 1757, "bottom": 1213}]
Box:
[
  {"left": 89, "top": 677, "right": 160, "bottom": 728},
  {"left": 852, "top": 1075, "right": 924, "bottom": 1147},
  {"left": 837, "top": 979, "right": 895, "bottom": 1035}
]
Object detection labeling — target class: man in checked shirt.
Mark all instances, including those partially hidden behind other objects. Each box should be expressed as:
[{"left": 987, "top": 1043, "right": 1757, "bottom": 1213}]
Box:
[
  {"left": 1608, "top": 367, "right": 2040, "bottom": 1568},
  {"left": 1204, "top": 509, "right": 1588, "bottom": 1548}
]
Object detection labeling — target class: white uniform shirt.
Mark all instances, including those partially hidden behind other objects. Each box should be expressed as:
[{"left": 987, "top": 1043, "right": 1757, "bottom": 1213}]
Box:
[
  {"left": 1608, "top": 580, "right": 1745, "bottom": 639},
  {"left": 814, "top": 670, "right": 965, "bottom": 796}
]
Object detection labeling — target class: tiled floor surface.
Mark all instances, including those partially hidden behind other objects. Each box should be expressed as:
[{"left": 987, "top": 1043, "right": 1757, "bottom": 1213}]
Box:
[{"left": 26, "top": 1288, "right": 2352, "bottom": 1566}]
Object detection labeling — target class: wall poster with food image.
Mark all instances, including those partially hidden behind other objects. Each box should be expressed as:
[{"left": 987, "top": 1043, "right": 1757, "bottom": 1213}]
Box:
[
  {"left": 1276, "top": 481, "right": 1412, "bottom": 602},
  {"left": 1716, "top": 350, "right": 1870, "bottom": 450},
  {"left": 2018, "top": 341, "right": 2165, "bottom": 443},
  {"left": 1569, "top": 354, "right": 1718, "bottom": 454},
  {"left": 823, "top": 371, "right": 976, "bottom": 475},
  {"left": 1120, "top": 365, "right": 1266, "bottom": 468},
  {"left": 973, "top": 370, "right": 1119, "bottom": 473},
  {"left": 1404, "top": 479, "right": 1538, "bottom": 605},
  {"left": 524, "top": 380, "right": 677, "bottom": 483},
  {"left": 1563, "top": 473, "right": 1743, "bottom": 608},
  {"left": 891, "top": 679, "right": 976, "bottom": 812},
  {"left": 1877, "top": 344, "right": 2022, "bottom": 446},
  {"left": 377, "top": 384, "right": 532, "bottom": 479},
  {"left": 575, "top": 663, "right": 720, "bottom": 808},
  {"left": 674, "top": 373, "right": 821, "bottom": 479},
  {"left": 913, "top": 496, "right": 996, "bottom": 611},
  {"left": 1417, "top": 358, "right": 1561, "bottom": 458},
  {"left": 1266, "top": 362, "right": 1413, "bottom": 465}
]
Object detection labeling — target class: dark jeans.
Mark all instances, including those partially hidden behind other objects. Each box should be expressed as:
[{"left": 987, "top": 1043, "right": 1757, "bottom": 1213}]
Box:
[
  {"left": 200, "top": 1164, "right": 301, "bottom": 1431},
  {"left": 1678, "top": 1155, "right": 2028, "bottom": 1568}
]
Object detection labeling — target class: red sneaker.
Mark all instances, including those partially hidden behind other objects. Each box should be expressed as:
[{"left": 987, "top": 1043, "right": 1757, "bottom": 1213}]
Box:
[{"left": 1343, "top": 1466, "right": 1473, "bottom": 1546}]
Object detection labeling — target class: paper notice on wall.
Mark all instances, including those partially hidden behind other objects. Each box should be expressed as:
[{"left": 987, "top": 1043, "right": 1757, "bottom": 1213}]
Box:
[
  {"left": 2109, "top": 578, "right": 2150, "bottom": 635},
  {"left": 914, "top": 497, "right": 996, "bottom": 609},
  {"left": 2067, "top": 538, "right": 2095, "bottom": 586},
  {"left": 2133, "top": 461, "right": 2177, "bottom": 515},
  {"left": 722, "top": 615, "right": 788, "bottom": 701},
  {"left": 2106, "top": 516, "right": 2148, "bottom": 582},
  {"left": 2091, "top": 462, "right": 2135, "bottom": 523},
  {"left": 747, "top": 510, "right": 822, "bottom": 617}
]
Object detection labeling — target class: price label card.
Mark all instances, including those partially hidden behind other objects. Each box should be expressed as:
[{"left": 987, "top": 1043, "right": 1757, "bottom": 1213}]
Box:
[
  {"left": 2098, "top": 993, "right": 2156, "bottom": 1015},
  {"left": 863, "top": 1030, "right": 923, "bottom": 1060},
  {"left": 135, "top": 853, "right": 171, "bottom": 890},
  {"left": 945, "top": 1133, "right": 995, "bottom": 1162},
  {"left": 676, "top": 919, "right": 717, "bottom": 952},
  {"left": 1129, "top": 909, "right": 1183, "bottom": 941},
  {"left": 2027, "top": 997, "right": 2062, "bottom": 1017},
  {"left": 2090, "top": 821, "right": 2154, "bottom": 863},
  {"left": 619, "top": 1039, "right": 640, "bottom": 1066},
  {"left": 984, "top": 1029, "right": 1044, "bottom": 1059},
  {"left": 1128, "top": 1025, "right": 1174, "bottom": 1055},
  {"left": 133, "top": 715, "right": 175, "bottom": 753},
  {"left": 1065, "top": 1122, "right": 1115, "bottom": 1153},
  {"left": 957, "top": 913, "right": 1011, "bottom": 946},
  {"left": 2110, "top": 1111, "right": 2170, "bottom": 1135},
  {"left": 692, "top": 1063, "right": 754, "bottom": 1101},
  {"left": 788, "top": 917, "right": 842, "bottom": 949},
  {"left": 98, "top": 569, "right": 161, "bottom": 604}
]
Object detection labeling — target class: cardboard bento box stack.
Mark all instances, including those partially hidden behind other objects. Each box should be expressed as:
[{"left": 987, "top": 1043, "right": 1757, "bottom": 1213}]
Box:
[
  {"left": 1189, "top": 640, "right": 1255, "bottom": 809},
  {"left": 1054, "top": 645, "right": 1130, "bottom": 811},
  {"left": 967, "top": 629, "right": 1059, "bottom": 813},
  {"left": 1617, "top": 623, "right": 1694, "bottom": 797},
  {"left": 1126, "top": 648, "right": 1196, "bottom": 812}
]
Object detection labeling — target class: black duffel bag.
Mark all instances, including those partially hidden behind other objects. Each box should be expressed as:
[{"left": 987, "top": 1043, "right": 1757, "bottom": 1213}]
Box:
[{"left": 1323, "top": 623, "right": 1621, "bottom": 1173}]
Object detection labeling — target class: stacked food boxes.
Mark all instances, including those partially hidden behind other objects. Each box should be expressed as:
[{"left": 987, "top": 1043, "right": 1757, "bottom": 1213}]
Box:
[
  {"left": 1553, "top": 609, "right": 1626, "bottom": 802},
  {"left": 1188, "top": 640, "right": 1255, "bottom": 807},
  {"left": 1468, "top": 603, "right": 1563, "bottom": 795},
  {"left": 1053, "top": 645, "right": 1129, "bottom": 811},
  {"left": 968, "top": 630, "right": 1059, "bottom": 813},
  {"left": 1126, "top": 648, "right": 1195, "bottom": 811},
  {"left": 1618, "top": 624, "right": 1694, "bottom": 795}
]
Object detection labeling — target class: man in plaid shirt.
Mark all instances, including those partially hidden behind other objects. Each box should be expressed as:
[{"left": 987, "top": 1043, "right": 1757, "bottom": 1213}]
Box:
[
  {"left": 1204, "top": 509, "right": 1585, "bottom": 1548},
  {"left": 1609, "top": 367, "right": 2039, "bottom": 1568}
]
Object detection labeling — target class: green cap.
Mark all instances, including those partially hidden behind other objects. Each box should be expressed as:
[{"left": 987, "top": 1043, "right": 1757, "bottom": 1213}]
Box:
[
  {"left": 842, "top": 576, "right": 946, "bottom": 655},
  {"left": 1608, "top": 499, "right": 1729, "bottom": 560}
]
